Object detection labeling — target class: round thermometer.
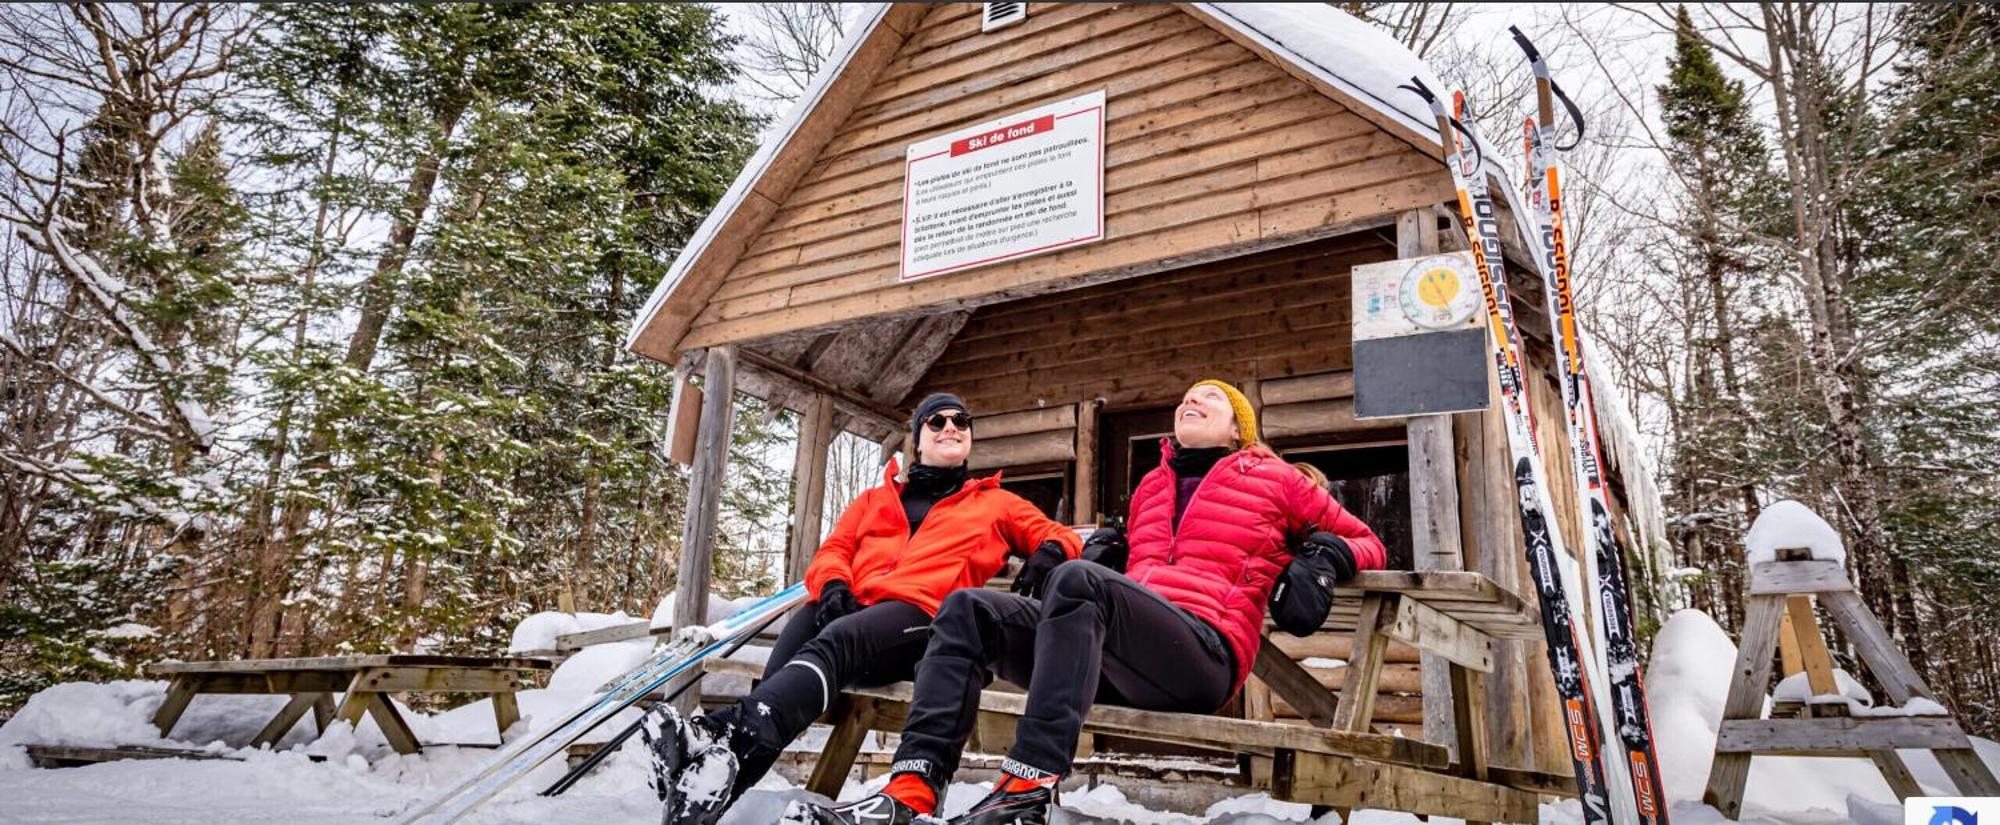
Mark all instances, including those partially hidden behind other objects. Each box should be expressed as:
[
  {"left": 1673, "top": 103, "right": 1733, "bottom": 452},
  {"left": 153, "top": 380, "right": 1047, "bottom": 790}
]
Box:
[{"left": 1396, "top": 254, "right": 1481, "bottom": 330}]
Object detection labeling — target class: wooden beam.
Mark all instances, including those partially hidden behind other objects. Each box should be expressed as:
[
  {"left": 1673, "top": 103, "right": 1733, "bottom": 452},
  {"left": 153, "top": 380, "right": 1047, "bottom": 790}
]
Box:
[
  {"left": 1749, "top": 560, "right": 1851, "bottom": 595},
  {"left": 1704, "top": 593, "right": 1787, "bottom": 817},
  {"left": 674, "top": 344, "right": 737, "bottom": 712},
  {"left": 977, "top": 405, "right": 1077, "bottom": 440},
  {"left": 739, "top": 347, "right": 904, "bottom": 432},
  {"left": 966, "top": 430, "right": 1074, "bottom": 471},
  {"left": 1715, "top": 717, "right": 1973, "bottom": 752},
  {"left": 1253, "top": 636, "right": 1342, "bottom": 729},
  {"left": 1074, "top": 400, "right": 1100, "bottom": 522},
  {"left": 787, "top": 393, "right": 835, "bottom": 584},
  {"left": 1384, "top": 597, "right": 1494, "bottom": 673}
]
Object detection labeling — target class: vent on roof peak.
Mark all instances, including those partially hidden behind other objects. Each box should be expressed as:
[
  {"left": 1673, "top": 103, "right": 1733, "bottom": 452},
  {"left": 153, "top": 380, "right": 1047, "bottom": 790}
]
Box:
[{"left": 982, "top": 2, "right": 1028, "bottom": 33}]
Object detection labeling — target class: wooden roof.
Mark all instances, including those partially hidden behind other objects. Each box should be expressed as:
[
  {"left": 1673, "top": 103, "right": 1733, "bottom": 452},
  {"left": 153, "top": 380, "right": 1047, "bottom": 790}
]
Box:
[{"left": 624, "top": 3, "right": 1458, "bottom": 365}]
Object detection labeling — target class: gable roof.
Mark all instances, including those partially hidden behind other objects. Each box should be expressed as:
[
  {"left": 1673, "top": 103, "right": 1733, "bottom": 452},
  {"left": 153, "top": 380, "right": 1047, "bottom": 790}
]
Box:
[{"left": 623, "top": 3, "right": 1464, "bottom": 361}]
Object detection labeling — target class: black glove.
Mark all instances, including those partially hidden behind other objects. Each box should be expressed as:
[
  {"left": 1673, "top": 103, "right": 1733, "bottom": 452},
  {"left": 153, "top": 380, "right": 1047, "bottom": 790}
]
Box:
[
  {"left": 815, "top": 579, "right": 859, "bottom": 629},
  {"left": 1080, "top": 518, "right": 1128, "bottom": 573},
  {"left": 1299, "top": 531, "right": 1359, "bottom": 582},
  {"left": 1010, "top": 540, "right": 1069, "bottom": 599},
  {"left": 1268, "top": 532, "right": 1356, "bottom": 636}
]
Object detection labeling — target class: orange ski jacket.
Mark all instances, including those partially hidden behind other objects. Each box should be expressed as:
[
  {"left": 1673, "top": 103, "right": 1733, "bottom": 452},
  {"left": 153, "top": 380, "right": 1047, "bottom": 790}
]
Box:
[{"left": 804, "top": 459, "right": 1082, "bottom": 616}]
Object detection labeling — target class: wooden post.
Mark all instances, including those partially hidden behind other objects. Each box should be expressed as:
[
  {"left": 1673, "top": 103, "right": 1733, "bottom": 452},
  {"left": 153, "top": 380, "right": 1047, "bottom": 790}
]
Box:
[
  {"left": 786, "top": 393, "right": 835, "bottom": 585},
  {"left": 674, "top": 344, "right": 737, "bottom": 713},
  {"left": 1397, "top": 208, "right": 1467, "bottom": 757},
  {"left": 1073, "top": 399, "right": 1100, "bottom": 522}
]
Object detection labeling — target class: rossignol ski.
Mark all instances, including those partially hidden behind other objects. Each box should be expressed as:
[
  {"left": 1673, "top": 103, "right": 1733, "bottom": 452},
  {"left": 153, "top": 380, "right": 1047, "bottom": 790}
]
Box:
[
  {"left": 397, "top": 582, "right": 808, "bottom": 825},
  {"left": 1403, "top": 77, "right": 1615, "bottom": 825},
  {"left": 1510, "top": 27, "right": 1670, "bottom": 823}
]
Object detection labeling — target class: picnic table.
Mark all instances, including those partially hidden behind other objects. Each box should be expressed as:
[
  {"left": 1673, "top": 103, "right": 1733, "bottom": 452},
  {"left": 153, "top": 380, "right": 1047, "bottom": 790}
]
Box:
[
  {"left": 144, "top": 655, "right": 552, "bottom": 755},
  {"left": 703, "top": 569, "right": 1569, "bottom": 824}
]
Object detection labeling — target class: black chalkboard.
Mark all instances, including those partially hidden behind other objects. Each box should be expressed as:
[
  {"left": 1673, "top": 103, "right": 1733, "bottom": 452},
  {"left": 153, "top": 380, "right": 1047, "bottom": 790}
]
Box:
[{"left": 1353, "top": 327, "right": 1491, "bottom": 418}]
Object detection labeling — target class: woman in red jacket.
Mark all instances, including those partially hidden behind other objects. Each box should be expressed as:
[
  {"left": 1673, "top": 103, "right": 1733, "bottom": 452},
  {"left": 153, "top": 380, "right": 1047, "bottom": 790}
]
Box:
[
  {"left": 787, "top": 380, "right": 1387, "bottom": 825},
  {"left": 644, "top": 393, "right": 1082, "bottom": 825}
]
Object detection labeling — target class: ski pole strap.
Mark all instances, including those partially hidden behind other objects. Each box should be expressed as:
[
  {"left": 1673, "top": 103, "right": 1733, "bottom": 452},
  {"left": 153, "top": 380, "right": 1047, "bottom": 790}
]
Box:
[
  {"left": 1400, "top": 78, "right": 1483, "bottom": 170},
  {"left": 1508, "top": 25, "right": 1545, "bottom": 65},
  {"left": 1551, "top": 80, "right": 1586, "bottom": 150}
]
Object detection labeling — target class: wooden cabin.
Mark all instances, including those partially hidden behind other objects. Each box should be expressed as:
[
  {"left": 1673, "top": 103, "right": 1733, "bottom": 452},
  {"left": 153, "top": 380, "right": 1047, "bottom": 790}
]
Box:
[{"left": 625, "top": 1, "right": 1663, "bottom": 804}]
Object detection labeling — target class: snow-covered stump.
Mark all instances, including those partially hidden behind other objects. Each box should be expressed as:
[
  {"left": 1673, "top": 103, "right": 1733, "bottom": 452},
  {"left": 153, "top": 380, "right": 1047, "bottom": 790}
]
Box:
[{"left": 1704, "top": 501, "right": 2000, "bottom": 819}]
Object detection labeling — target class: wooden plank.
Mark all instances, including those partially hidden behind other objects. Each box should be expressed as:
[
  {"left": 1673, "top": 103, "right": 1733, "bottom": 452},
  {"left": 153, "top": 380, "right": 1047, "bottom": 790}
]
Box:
[
  {"left": 364, "top": 691, "right": 423, "bottom": 755},
  {"left": 493, "top": 691, "right": 522, "bottom": 736},
  {"left": 251, "top": 693, "right": 321, "bottom": 747},
  {"left": 1787, "top": 595, "right": 1839, "bottom": 697},
  {"left": 26, "top": 744, "right": 246, "bottom": 768},
  {"left": 151, "top": 676, "right": 200, "bottom": 738},
  {"left": 311, "top": 693, "right": 334, "bottom": 733},
  {"left": 1259, "top": 371, "right": 1355, "bottom": 406},
  {"left": 1269, "top": 632, "right": 1423, "bottom": 665},
  {"left": 806, "top": 696, "right": 876, "bottom": 798},
  {"left": 1749, "top": 560, "right": 1851, "bottom": 595},
  {"left": 1450, "top": 665, "right": 1491, "bottom": 790},
  {"left": 1703, "top": 593, "right": 1787, "bottom": 818},
  {"left": 706, "top": 655, "right": 1452, "bottom": 770},
  {"left": 1821, "top": 589, "right": 1931, "bottom": 705},
  {"left": 1073, "top": 400, "right": 1100, "bottom": 522},
  {"left": 1334, "top": 595, "right": 1393, "bottom": 731},
  {"left": 1253, "top": 637, "right": 1342, "bottom": 728},
  {"left": 555, "top": 621, "right": 653, "bottom": 652},
  {"left": 787, "top": 392, "right": 835, "bottom": 584},
  {"left": 1714, "top": 717, "right": 1972, "bottom": 752},
  {"left": 1868, "top": 749, "right": 1924, "bottom": 801},
  {"left": 1383, "top": 597, "right": 1495, "bottom": 673},
  {"left": 1285, "top": 751, "right": 1540, "bottom": 823},
  {"left": 976, "top": 405, "right": 1077, "bottom": 440},
  {"left": 348, "top": 667, "right": 533, "bottom": 694},
  {"left": 145, "top": 655, "right": 551, "bottom": 674},
  {"left": 966, "top": 430, "right": 1074, "bottom": 471},
  {"left": 675, "top": 344, "right": 737, "bottom": 713},
  {"left": 1777, "top": 599, "right": 1805, "bottom": 680},
  {"left": 1936, "top": 748, "right": 2000, "bottom": 796}
]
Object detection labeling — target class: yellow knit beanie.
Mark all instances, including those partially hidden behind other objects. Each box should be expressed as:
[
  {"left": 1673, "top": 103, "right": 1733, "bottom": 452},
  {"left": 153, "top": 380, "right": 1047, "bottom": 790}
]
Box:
[{"left": 1192, "top": 379, "right": 1259, "bottom": 449}]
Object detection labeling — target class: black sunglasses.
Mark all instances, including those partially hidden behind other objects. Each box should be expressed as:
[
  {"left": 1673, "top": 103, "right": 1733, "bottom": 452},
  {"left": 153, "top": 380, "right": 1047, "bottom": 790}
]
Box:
[{"left": 923, "top": 412, "right": 973, "bottom": 432}]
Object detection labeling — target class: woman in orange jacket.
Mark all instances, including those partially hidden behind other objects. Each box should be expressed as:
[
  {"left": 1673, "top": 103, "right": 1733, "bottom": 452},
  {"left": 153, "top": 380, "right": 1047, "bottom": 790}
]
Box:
[{"left": 643, "top": 393, "right": 1082, "bottom": 825}]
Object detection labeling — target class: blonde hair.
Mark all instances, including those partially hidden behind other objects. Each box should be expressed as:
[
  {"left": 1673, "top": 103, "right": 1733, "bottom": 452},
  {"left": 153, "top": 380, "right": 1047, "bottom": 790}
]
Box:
[{"left": 1292, "top": 461, "right": 1330, "bottom": 489}]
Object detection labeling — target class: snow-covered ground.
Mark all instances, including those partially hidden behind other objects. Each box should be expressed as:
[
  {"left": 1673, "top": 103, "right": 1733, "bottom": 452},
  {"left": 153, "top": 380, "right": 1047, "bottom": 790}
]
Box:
[{"left": 3, "top": 607, "right": 1993, "bottom": 824}]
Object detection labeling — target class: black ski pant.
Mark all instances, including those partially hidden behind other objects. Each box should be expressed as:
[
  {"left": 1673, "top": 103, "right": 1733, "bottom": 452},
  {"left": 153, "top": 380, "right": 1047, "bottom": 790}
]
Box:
[
  {"left": 890, "top": 562, "right": 1236, "bottom": 785},
  {"left": 706, "top": 598, "right": 932, "bottom": 799}
]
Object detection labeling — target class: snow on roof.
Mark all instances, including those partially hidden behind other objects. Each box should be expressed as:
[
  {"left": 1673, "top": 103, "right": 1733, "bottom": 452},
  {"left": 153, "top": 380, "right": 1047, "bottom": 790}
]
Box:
[
  {"left": 1197, "top": 3, "right": 1446, "bottom": 142},
  {"left": 623, "top": 2, "right": 1467, "bottom": 352}
]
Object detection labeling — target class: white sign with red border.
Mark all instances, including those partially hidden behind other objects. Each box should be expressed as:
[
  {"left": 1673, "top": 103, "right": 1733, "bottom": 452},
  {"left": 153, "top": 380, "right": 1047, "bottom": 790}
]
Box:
[{"left": 900, "top": 90, "right": 1105, "bottom": 282}]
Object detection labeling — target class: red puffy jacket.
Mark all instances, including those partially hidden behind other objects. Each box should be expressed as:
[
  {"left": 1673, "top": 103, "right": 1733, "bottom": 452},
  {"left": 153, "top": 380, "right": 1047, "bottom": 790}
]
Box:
[{"left": 1125, "top": 440, "right": 1388, "bottom": 690}]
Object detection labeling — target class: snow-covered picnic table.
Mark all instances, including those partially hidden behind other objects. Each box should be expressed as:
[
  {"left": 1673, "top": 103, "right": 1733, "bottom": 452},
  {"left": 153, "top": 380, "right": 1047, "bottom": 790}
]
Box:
[{"left": 144, "top": 655, "right": 553, "bottom": 755}]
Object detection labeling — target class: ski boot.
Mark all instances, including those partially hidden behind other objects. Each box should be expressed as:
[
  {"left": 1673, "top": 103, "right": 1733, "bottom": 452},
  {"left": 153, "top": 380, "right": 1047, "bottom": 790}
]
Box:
[
  {"left": 641, "top": 703, "right": 766, "bottom": 825},
  {"left": 639, "top": 703, "right": 709, "bottom": 804},
  {"left": 778, "top": 792, "right": 927, "bottom": 824}
]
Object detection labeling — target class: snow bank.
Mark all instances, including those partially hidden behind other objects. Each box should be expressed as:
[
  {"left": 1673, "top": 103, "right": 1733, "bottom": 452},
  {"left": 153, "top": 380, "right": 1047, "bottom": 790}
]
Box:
[
  {"left": 507, "top": 610, "right": 635, "bottom": 654},
  {"left": 649, "top": 591, "right": 758, "bottom": 630},
  {"left": 1773, "top": 669, "right": 1871, "bottom": 706},
  {"left": 1745, "top": 500, "right": 1846, "bottom": 566}
]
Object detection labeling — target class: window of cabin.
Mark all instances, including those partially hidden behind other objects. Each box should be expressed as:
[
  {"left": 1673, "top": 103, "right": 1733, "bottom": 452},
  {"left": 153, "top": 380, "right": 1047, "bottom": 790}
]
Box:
[
  {"left": 996, "top": 464, "right": 1070, "bottom": 522},
  {"left": 1280, "top": 440, "right": 1414, "bottom": 571}
]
